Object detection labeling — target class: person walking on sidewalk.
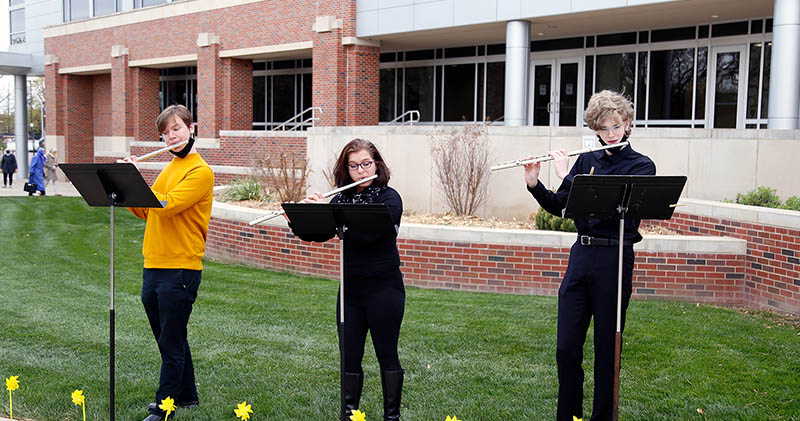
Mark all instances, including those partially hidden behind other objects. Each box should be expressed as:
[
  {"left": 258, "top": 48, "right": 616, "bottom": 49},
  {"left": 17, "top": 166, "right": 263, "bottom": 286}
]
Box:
[{"left": 2, "top": 149, "right": 17, "bottom": 188}]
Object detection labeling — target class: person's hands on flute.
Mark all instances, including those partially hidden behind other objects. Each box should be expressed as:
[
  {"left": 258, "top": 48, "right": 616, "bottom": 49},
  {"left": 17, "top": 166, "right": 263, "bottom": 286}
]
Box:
[
  {"left": 523, "top": 157, "right": 541, "bottom": 188},
  {"left": 117, "top": 155, "right": 140, "bottom": 170},
  {"left": 303, "top": 192, "right": 326, "bottom": 203},
  {"left": 550, "top": 149, "right": 569, "bottom": 179}
]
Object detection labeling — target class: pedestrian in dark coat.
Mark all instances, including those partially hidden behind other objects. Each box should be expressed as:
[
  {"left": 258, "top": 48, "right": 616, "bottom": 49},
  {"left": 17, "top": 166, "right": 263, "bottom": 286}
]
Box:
[{"left": 2, "top": 149, "right": 17, "bottom": 188}]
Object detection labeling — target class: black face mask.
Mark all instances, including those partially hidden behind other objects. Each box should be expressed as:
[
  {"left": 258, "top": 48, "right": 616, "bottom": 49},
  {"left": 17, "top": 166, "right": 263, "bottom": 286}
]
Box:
[
  {"left": 596, "top": 133, "right": 628, "bottom": 154},
  {"left": 168, "top": 136, "right": 195, "bottom": 158}
]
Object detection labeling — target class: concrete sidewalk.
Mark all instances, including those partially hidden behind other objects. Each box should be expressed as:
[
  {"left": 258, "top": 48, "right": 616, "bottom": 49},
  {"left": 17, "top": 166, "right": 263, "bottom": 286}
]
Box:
[{"left": 0, "top": 180, "right": 80, "bottom": 197}]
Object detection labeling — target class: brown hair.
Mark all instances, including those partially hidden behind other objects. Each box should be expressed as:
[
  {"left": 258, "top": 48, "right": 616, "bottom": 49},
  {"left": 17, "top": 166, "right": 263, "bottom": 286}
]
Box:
[
  {"left": 156, "top": 104, "right": 194, "bottom": 135},
  {"left": 583, "top": 90, "right": 634, "bottom": 137},
  {"left": 332, "top": 138, "right": 390, "bottom": 189}
]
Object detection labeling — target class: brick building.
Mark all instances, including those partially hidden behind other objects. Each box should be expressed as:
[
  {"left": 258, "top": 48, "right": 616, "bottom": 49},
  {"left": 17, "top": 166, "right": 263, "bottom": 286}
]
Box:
[{"left": 33, "top": 0, "right": 798, "bottom": 175}]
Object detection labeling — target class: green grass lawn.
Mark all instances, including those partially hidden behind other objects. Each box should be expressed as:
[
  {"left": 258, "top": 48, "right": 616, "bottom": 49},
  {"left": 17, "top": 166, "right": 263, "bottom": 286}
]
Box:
[{"left": 0, "top": 197, "right": 798, "bottom": 420}]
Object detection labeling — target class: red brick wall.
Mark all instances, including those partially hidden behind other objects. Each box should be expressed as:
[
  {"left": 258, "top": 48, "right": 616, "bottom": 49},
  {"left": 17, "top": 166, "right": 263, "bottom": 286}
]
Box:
[
  {"left": 222, "top": 58, "right": 253, "bottom": 131},
  {"left": 45, "top": 63, "right": 64, "bottom": 137},
  {"left": 646, "top": 213, "right": 800, "bottom": 314},
  {"left": 345, "top": 45, "right": 380, "bottom": 126},
  {"left": 111, "top": 54, "right": 133, "bottom": 136},
  {"left": 205, "top": 218, "right": 762, "bottom": 312},
  {"left": 64, "top": 75, "right": 94, "bottom": 163},
  {"left": 313, "top": 28, "right": 346, "bottom": 126},
  {"left": 92, "top": 74, "right": 112, "bottom": 137},
  {"left": 46, "top": 1, "right": 380, "bottom": 165},
  {"left": 132, "top": 67, "right": 161, "bottom": 142}
]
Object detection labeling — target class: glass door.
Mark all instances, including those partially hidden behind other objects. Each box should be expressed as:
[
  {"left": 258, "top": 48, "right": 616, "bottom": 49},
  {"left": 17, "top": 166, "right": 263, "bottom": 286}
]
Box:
[
  {"left": 529, "top": 57, "right": 582, "bottom": 126},
  {"left": 532, "top": 60, "right": 554, "bottom": 126},
  {"left": 709, "top": 46, "right": 746, "bottom": 128}
]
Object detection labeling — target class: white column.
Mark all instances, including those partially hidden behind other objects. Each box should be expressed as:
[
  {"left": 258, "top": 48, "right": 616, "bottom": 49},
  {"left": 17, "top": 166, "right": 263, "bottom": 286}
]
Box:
[
  {"left": 15, "top": 74, "right": 28, "bottom": 176},
  {"left": 767, "top": 0, "right": 800, "bottom": 129},
  {"left": 504, "top": 20, "right": 530, "bottom": 126}
]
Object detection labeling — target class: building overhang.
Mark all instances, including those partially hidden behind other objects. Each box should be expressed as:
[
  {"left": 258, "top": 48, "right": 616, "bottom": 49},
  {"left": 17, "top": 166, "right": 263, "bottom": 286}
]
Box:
[{"left": 0, "top": 51, "right": 44, "bottom": 76}]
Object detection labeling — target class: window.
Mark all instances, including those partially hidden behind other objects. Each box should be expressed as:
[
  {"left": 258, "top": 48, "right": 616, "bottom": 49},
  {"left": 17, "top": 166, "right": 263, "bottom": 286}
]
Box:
[
  {"left": 379, "top": 69, "right": 396, "bottom": 122},
  {"left": 648, "top": 48, "right": 695, "bottom": 120},
  {"left": 9, "top": 0, "right": 24, "bottom": 6},
  {"left": 443, "top": 64, "right": 475, "bottom": 121},
  {"left": 94, "top": 0, "right": 119, "bottom": 17},
  {"left": 746, "top": 42, "right": 771, "bottom": 127},
  {"left": 251, "top": 60, "right": 313, "bottom": 130},
  {"left": 10, "top": 8, "right": 24, "bottom": 45},
  {"left": 595, "top": 53, "right": 635, "bottom": 97},
  {"left": 160, "top": 67, "right": 198, "bottom": 122},
  {"left": 404, "top": 66, "right": 434, "bottom": 122},
  {"left": 63, "top": 0, "right": 89, "bottom": 21}
]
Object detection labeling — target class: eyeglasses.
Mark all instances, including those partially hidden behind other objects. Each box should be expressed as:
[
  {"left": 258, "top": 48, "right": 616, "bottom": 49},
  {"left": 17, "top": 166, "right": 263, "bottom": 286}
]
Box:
[
  {"left": 347, "top": 160, "right": 374, "bottom": 171},
  {"left": 597, "top": 125, "right": 625, "bottom": 135}
]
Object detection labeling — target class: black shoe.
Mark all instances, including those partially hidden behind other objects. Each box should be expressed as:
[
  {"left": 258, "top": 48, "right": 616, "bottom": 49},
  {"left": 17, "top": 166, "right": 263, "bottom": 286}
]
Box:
[{"left": 150, "top": 400, "right": 198, "bottom": 411}]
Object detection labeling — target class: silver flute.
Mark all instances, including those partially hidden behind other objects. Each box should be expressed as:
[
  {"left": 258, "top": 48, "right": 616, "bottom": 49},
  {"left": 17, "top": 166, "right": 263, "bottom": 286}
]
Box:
[
  {"left": 490, "top": 142, "right": 629, "bottom": 172},
  {"left": 248, "top": 174, "right": 378, "bottom": 226}
]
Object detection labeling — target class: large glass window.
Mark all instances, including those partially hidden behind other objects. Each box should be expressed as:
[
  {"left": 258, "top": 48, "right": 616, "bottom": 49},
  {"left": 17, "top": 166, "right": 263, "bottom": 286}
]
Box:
[
  {"left": 63, "top": 0, "right": 89, "bottom": 21},
  {"left": 484, "top": 61, "right": 505, "bottom": 122},
  {"left": 443, "top": 64, "right": 475, "bottom": 121},
  {"left": 595, "top": 53, "right": 635, "bottom": 98},
  {"left": 10, "top": 8, "right": 24, "bottom": 45},
  {"left": 379, "top": 69, "right": 396, "bottom": 122},
  {"left": 746, "top": 41, "right": 771, "bottom": 127},
  {"left": 648, "top": 48, "right": 695, "bottom": 120},
  {"left": 94, "top": 0, "right": 119, "bottom": 17},
  {"left": 160, "top": 67, "right": 197, "bottom": 122},
  {"left": 404, "top": 66, "right": 434, "bottom": 122},
  {"left": 252, "top": 59, "right": 312, "bottom": 130}
]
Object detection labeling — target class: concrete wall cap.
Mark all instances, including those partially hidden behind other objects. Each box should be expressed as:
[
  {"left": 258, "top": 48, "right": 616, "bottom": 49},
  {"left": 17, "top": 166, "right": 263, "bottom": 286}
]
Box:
[{"left": 197, "top": 32, "right": 220, "bottom": 47}]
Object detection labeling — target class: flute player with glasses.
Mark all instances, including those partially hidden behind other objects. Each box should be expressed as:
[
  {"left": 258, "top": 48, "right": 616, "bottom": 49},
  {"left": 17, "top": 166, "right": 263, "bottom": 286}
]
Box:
[
  {"left": 289, "top": 139, "right": 405, "bottom": 421},
  {"left": 524, "top": 90, "right": 655, "bottom": 421},
  {"left": 120, "top": 104, "right": 214, "bottom": 421}
]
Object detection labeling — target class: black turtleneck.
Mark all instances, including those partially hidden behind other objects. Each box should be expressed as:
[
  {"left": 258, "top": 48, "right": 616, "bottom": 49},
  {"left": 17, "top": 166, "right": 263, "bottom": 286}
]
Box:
[{"left": 527, "top": 144, "right": 656, "bottom": 243}]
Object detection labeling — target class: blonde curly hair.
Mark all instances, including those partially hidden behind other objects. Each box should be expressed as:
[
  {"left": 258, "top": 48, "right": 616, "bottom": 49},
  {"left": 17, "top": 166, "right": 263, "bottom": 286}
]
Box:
[{"left": 583, "top": 90, "right": 634, "bottom": 137}]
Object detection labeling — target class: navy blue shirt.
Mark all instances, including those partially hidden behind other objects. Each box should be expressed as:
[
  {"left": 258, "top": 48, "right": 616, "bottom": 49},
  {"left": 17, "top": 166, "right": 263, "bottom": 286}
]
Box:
[{"left": 528, "top": 144, "right": 656, "bottom": 243}]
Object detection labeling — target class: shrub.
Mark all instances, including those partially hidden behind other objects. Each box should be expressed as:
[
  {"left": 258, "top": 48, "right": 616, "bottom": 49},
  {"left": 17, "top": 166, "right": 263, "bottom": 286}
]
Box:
[
  {"left": 428, "top": 124, "right": 491, "bottom": 216},
  {"left": 534, "top": 209, "right": 577, "bottom": 232},
  {"left": 782, "top": 195, "right": 800, "bottom": 211},
  {"left": 253, "top": 152, "right": 310, "bottom": 203},
  {"left": 223, "top": 176, "right": 270, "bottom": 201},
  {"left": 735, "top": 186, "right": 782, "bottom": 208}
]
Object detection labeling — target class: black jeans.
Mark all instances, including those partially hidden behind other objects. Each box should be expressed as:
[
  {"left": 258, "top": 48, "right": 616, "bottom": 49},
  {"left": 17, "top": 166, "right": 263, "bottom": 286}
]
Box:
[
  {"left": 337, "top": 270, "right": 405, "bottom": 373},
  {"left": 141, "top": 268, "right": 201, "bottom": 414},
  {"left": 556, "top": 243, "right": 634, "bottom": 421},
  {"left": 3, "top": 172, "right": 12, "bottom": 186}
]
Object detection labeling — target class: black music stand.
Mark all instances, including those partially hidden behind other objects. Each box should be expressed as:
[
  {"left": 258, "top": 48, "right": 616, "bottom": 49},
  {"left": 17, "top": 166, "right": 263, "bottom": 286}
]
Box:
[
  {"left": 59, "top": 163, "right": 164, "bottom": 421},
  {"left": 565, "top": 174, "right": 686, "bottom": 421},
  {"left": 282, "top": 202, "right": 394, "bottom": 421}
]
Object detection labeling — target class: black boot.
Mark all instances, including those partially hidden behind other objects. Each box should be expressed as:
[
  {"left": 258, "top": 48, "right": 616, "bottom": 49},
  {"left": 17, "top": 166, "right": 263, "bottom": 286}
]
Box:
[
  {"left": 343, "top": 371, "right": 364, "bottom": 418},
  {"left": 380, "top": 370, "right": 403, "bottom": 421}
]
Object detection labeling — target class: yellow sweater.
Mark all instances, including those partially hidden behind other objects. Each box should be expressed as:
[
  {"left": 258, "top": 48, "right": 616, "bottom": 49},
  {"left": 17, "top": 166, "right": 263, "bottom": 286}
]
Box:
[{"left": 128, "top": 153, "right": 214, "bottom": 270}]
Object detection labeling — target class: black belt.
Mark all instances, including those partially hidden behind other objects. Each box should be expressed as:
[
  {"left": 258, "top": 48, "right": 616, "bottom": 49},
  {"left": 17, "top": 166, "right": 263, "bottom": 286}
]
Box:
[{"left": 579, "top": 235, "right": 633, "bottom": 247}]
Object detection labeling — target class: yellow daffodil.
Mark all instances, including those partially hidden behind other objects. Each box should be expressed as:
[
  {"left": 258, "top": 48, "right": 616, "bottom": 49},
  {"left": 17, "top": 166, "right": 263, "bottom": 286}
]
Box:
[
  {"left": 350, "top": 409, "right": 366, "bottom": 421},
  {"left": 71, "top": 389, "right": 85, "bottom": 405},
  {"left": 159, "top": 396, "right": 176, "bottom": 421},
  {"left": 446, "top": 416, "right": 462, "bottom": 421},
  {"left": 6, "top": 376, "right": 19, "bottom": 420},
  {"left": 5, "top": 376, "right": 19, "bottom": 392},
  {"left": 72, "top": 389, "right": 86, "bottom": 421},
  {"left": 573, "top": 417, "right": 583, "bottom": 421},
  {"left": 234, "top": 401, "right": 254, "bottom": 420}
]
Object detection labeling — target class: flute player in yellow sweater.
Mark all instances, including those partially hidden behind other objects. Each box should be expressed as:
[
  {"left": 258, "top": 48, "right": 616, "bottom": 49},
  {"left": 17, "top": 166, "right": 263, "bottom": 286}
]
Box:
[{"left": 121, "top": 104, "right": 214, "bottom": 421}]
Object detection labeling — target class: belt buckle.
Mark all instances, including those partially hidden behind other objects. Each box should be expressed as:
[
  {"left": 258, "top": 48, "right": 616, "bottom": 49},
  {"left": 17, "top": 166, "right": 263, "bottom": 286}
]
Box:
[{"left": 580, "top": 235, "right": 591, "bottom": 246}]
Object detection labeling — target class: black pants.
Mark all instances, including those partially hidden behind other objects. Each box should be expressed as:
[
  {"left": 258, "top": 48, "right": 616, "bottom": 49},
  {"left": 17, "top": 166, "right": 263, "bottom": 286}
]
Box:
[
  {"left": 3, "top": 172, "right": 12, "bottom": 186},
  {"left": 337, "top": 270, "right": 405, "bottom": 373},
  {"left": 141, "top": 268, "right": 201, "bottom": 414},
  {"left": 556, "top": 243, "right": 634, "bottom": 421}
]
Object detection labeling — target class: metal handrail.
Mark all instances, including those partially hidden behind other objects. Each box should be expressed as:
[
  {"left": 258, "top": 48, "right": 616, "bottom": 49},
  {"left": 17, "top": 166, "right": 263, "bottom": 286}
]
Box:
[
  {"left": 271, "top": 107, "right": 323, "bottom": 132},
  {"left": 386, "top": 110, "right": 420, "bottom": 126}
]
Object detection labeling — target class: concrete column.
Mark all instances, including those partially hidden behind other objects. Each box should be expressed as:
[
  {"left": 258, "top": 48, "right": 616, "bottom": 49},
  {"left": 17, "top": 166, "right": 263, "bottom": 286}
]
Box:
[
  {"left": 15, "top": 74, "right": 28, "bottom": 176},
  {"left": 504, "top": 20, "right": 530, "bottom": 126},
  {"left": 767, "top": 0, "right": 800, "bottom": 129}
]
